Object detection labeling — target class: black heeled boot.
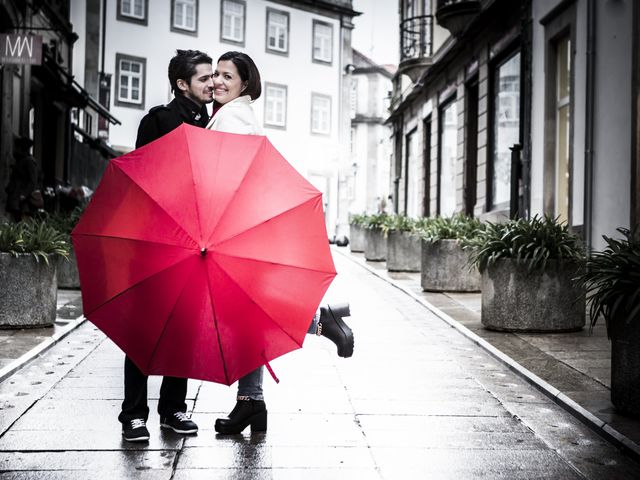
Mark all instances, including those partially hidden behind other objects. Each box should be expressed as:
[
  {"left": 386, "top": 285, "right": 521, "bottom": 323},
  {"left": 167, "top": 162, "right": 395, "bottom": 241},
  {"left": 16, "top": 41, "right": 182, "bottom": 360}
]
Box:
[
  {"left": 215, "top": 397, "right": 267, "bottom": 434},
  {"left": 318, "top": 303, "right": 354, "bottom": 358}
]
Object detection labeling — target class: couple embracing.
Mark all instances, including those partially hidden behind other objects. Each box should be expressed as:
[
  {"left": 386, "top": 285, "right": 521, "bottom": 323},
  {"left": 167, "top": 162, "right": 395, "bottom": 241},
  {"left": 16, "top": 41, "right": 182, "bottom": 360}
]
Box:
[{"left": 119, "top": 49, "right": 354, "bottom": 442}]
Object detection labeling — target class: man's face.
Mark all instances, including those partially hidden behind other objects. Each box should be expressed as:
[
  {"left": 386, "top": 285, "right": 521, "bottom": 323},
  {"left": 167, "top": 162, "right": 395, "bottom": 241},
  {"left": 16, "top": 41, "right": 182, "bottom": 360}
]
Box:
[{"left": 179, "top": 63, "right": 214, "bottom": 106}]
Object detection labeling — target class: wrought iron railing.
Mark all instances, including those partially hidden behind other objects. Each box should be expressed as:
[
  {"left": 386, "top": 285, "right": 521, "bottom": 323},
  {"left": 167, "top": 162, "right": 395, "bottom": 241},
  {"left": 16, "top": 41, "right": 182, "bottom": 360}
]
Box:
[{"left": 400, "top": 15, "right": 434, "bottom": 63}]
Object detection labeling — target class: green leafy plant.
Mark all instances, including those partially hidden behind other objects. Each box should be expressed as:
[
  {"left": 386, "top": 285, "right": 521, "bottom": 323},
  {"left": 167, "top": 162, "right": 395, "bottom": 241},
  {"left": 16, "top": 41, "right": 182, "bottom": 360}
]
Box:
[
  {"left": 579, "top": 228, "right": 640, "bottom": 337},
  {"left": 417, "top": 213, "right": 484, "bottom": 244},
  {"left": 363, "top": 212, "right": 391, "bottom": 231},
  {"left": 465, "top": 215, "right": 584, "bottom": 273},
  {"left": 349, "top": 213, "right": 368, "bottom": 227},
  {"left": 0, "top": 220, "right": 70, "bottom": 264},
  {"left": 380, "top": 214, "right": 417, "bottom": 235},
  {"left": 42, "top": 206, "right": 84, "bottom": 236}
]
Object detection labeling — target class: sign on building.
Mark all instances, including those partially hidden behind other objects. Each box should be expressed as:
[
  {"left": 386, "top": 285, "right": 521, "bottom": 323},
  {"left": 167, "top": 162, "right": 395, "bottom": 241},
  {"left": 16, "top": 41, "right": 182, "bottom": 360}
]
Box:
[{"left": 0, "top": 34, "right": 42, "bottom": 65}]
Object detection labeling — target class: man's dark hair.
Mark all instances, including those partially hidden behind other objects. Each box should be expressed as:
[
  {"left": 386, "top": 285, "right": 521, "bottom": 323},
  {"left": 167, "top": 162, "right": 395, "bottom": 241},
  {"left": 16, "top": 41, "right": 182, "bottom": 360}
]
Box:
[
  {"left": 218, "top": 51, "right": 262, "bottom": 100},
  {"left": 168, "top": 49, "right": 213, "bottom": 94}
]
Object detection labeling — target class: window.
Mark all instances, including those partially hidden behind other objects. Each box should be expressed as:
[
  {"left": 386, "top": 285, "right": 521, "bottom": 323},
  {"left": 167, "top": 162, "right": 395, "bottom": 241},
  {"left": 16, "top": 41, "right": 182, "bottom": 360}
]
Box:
[
  {"left": 115, "top": 54, "right": 146, "bottom": 109},
  {"left": 266, "top": 8, "right": 289, "bottom": 55},
  {"left": 221, "top": 0, "right": 245, "bottom": 45},
  {"left": 490, "top": 51, "right": 521, "bottom": 210},
  {"left": 438, "top": 98, "right": 457, "bottom": 216},
  {"left": 264, "top": 83, "right": 287, "bottom": 128},
  {"left": 404, "top": 128, "right": 420, "bottom": 217},
  {"left": 312, "top": 20, "right": 333, "bottom": 64},
  {"left": 117, "top": 0, "right": 147, "bottom": 25},
  {"left": 311, "top": 94, "right": 331, "bottom": 135},
  {"left": 554, "top": 36, "right": 571, "bottom": 224},
  {"left": 172, "top": 0, "right": 197, "bottom": 34}
]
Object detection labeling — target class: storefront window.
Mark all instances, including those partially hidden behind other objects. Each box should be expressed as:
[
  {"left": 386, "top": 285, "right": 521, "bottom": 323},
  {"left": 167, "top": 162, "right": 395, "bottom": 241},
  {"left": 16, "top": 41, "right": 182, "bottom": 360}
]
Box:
[{"left": 491, "top": 51, "right": 521, "bottom": 209}]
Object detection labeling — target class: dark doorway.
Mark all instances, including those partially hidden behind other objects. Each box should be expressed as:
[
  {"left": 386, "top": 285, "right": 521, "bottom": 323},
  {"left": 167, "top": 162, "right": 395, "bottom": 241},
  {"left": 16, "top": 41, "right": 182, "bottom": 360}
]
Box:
[{"left": 465, "top": 78, "right": 478, "bottom": 216}]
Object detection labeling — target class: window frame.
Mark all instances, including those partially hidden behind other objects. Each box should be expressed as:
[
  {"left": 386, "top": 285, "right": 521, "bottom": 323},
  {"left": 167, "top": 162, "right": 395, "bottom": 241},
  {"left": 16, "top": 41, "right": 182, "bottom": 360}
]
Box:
[
  {"left": 171, "top": 0, "right": 198, "bottom": 35},
  {"left": 310, "top": 93, "right": 332, "bottom": 136},
  {"left": 114, "top": 53, "right": 146, "bottom": 110},
  {"left": 487, "top": 47, "right": 522, "bottom": 212},
  {"left": 117, "top": 0, "right": 148, "bottom": 26},
  {"left": 266, "top": 7, "right": 290, "bottom": 56},
  {"left": 542, "top": 4, "right": 576, "bottom": 228},
  {"left": 220, "top": 0, "right": 246, "bottom": 47},
  {"left": 264, "top": 82, "right": 288, "bottom": 129},
  {"left": 312, "top": 20, "right": 333, "bottom": 65},
  {"left": 437, "top": 96, "right": 458, "bottom": 217}
]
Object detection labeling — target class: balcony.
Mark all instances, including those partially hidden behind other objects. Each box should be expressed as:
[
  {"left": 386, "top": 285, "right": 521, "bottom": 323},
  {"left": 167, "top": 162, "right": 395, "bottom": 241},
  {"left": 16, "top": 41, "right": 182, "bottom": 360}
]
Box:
[
  {"left": 399, "top": 15, "right": 434, "bottom": 82},
  {"left": 436, "top": 0, "right": 481, "bottom": 37}
]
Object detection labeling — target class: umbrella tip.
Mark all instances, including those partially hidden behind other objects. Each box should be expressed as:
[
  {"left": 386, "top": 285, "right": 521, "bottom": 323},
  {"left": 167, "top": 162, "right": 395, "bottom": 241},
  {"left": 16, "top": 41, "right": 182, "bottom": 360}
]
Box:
[{"left": 200, "top": 247, "right": 207, "bottom": 257}]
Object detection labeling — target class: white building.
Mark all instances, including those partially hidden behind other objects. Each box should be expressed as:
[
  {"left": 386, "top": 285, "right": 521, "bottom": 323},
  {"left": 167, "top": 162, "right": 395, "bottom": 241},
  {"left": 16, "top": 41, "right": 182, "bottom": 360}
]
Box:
[
  {"left": 348, "top": 48, "right": 394, "bottom": 215},
  {"left": 71, "top": 0, "right": 360, "bottom": 236}
]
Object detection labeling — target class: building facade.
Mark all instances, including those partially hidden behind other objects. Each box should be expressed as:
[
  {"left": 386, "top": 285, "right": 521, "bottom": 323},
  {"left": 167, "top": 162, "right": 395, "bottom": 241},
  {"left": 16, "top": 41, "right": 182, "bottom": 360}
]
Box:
[
  {"left": 0, "top": 0, "right": 118, "bottom": 219},
  {"left": 389, "top": 0, "right": 640, "bottom": 250},
  {"left": 71, "top": 0, "right": 360, "bottom": 237},
  {"left": 348, "top": 48, "right": 394, "bottom": 216}
]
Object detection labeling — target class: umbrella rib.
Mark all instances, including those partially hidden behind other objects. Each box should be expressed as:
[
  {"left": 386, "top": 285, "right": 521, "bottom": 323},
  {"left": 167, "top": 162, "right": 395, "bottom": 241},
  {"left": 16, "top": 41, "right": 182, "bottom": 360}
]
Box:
[
  {"left": 212, "top": 194, "right": 323, "bottom": 248},
  {"left": 112, "top": 161, "right": 199, "bottom": 247},
  {"left": 213, "top": 252, "right": 336, "bottom": 275},
  {"left": 205, "top": 138, "right": 268, "bottom": 245},
  {"left": 83, "top": 255, "right": 196, "bottom": 317},
  {"left": 184, "top": 127, "right": 204, "bottom": 242},
  {"left": 206, "top": 263, "right": 230, "bottom": 385},
  {"left": 145, "top": 257, "right": 197, "bottom": 373},
  {"left": 72, "top": 232, "right": 197, "bottom": 250},
  {"left": 213, "top": 259, "right": 306, "bottom": 349}
]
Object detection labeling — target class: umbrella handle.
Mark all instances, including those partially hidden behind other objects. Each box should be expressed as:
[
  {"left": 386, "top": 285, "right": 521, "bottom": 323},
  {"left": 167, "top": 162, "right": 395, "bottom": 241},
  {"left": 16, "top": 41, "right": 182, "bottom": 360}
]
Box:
[{"left": 261, "top": 353, "right": 280, "bottom": 384}]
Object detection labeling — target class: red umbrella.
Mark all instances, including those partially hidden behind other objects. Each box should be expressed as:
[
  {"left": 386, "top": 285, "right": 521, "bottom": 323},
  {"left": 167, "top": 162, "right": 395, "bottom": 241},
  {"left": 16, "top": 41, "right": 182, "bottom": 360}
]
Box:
[{"left": 71, "top": 124, "right": 336, "bottom": 385}]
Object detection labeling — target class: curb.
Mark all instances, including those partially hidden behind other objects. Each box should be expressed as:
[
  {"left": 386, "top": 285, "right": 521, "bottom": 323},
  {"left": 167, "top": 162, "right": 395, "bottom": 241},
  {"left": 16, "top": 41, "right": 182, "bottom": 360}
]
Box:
[
  {"left": 335, "top": 247, "right": 640, "bottom": 462},
  {"left": 0, "top": 315, "right": 87, "bottom": 385}
]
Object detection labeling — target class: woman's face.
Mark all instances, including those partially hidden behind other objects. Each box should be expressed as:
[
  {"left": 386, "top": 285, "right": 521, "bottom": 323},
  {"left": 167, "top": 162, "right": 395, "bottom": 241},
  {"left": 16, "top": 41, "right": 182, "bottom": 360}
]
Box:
[{"left": 213, "top": 60, "right": 247, "bottom": 105}]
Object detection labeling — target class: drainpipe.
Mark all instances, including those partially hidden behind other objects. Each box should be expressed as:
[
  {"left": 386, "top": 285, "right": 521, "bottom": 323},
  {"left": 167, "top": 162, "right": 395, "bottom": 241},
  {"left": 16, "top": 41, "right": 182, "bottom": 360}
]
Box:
[{"left": 584, "top": 0, "right": 596, "bottom": 252}]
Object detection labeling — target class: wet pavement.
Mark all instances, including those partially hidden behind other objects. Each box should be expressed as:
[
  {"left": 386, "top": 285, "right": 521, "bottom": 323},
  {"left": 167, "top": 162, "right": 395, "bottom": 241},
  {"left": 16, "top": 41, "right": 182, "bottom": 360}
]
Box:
[{"left": 0, "top": 251, "right": 639, "bottom": 478}]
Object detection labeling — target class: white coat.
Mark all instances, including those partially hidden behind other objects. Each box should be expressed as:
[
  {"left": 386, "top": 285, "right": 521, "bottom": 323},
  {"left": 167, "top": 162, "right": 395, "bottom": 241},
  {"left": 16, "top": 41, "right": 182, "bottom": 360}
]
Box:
[{"left": 205, "top": 95, "right": 263, "bottom": 135}]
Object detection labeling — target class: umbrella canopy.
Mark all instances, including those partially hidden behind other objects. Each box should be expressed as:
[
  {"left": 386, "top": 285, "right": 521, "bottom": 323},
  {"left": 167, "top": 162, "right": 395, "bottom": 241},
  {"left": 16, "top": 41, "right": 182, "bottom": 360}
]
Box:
[{"left": 72, "top": 124, "right": 336, "bottom": 385}]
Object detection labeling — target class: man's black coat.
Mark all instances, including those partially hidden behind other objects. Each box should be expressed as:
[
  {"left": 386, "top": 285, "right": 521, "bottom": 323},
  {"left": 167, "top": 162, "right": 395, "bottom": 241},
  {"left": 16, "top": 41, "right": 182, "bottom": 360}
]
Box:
[{"left": 135, "top": 94, "right": 210, "bottom": 148}]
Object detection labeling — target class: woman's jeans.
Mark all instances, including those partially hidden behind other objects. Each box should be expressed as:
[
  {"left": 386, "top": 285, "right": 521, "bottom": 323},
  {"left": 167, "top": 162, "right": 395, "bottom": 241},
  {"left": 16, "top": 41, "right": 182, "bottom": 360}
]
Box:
[{"left": 238, "top": 313, "right": 319, "bottom": 400}]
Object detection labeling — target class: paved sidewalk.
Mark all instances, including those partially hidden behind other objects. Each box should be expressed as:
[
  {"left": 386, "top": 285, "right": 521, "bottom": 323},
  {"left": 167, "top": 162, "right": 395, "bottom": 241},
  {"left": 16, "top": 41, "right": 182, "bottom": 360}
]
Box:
[
  {"left": 0, "top": 252, "right": 639, "bottom": 478},
  {"left": 336, "top": 247, "right": 640, "bottom": 459}
]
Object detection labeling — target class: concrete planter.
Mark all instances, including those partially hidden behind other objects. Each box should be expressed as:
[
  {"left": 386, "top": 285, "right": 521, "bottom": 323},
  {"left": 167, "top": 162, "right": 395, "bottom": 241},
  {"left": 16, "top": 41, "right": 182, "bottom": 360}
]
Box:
[
  {"left": 421, "top": 239, "right": 480, "bottom": 292},
  {"left": 387, "top": 231, "right": 421, "bottom": 272},
  {"left": 0, "top": 252, "right": 57, "bottom": 328},
  {"left": 349, "top": 224, "right": 365, "bottom": 253},
  {"left": 610, "top": 316, "right": 640, "bottom": 417},
  {"left": 57, "top": 248, "right": 80, "bottom": 289},
  {"left": 481, "top": 259, "right": 585, "bottom": 332},
  {"left": 364, "top": 228, "right": 386, "bottom": 261}
]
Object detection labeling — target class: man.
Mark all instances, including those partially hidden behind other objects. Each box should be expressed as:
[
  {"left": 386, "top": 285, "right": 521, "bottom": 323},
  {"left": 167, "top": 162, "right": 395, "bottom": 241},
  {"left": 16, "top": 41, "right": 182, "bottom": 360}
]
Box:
[{"left": 119, "top": 49, "right": 214, "bottom": 442}]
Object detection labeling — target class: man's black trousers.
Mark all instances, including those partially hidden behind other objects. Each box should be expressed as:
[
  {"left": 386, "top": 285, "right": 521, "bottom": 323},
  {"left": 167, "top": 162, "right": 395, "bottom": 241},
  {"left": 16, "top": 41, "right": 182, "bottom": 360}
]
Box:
[{"left": 118, "top": 356, "right": 187, "bottom": 423}]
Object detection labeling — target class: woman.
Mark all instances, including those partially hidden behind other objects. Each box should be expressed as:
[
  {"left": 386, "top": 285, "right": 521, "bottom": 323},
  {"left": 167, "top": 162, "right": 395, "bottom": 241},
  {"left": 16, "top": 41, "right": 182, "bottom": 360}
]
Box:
[{"left": 206, "top": 51, "right": 354, "bottom": 434}]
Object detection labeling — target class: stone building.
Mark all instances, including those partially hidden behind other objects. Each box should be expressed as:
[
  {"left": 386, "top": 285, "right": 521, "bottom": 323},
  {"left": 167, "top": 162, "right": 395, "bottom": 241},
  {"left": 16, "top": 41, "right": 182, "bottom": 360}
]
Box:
[{"left": 389, "top": 0, "right": 640, "bottom": 248}]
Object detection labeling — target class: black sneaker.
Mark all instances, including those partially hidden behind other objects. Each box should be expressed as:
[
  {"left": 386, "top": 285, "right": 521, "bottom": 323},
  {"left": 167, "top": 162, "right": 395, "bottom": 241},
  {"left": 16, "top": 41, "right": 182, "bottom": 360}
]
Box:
[
  {"left": 160, "top": 411, "right": 198, "bottom": 434},
  {"left": 122, "top": 418, "right": 150, "bottom": 442}
]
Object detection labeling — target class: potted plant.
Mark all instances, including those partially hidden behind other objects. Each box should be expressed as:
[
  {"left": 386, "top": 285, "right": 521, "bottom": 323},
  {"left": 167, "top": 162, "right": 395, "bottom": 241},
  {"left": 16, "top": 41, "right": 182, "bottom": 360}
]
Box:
[
  {"left": 382, "top": 215, "right": 423, "bottom": 272},
  {"left": 579, "top": 228, "right": 640, "bottom": 417},
  {"left": 45, "top": 207, "right": 83, "bottom": 289},
  {"left": 0, "top": 219, "right": 69, "bottom": 327},
  {"left": 418, "top": 214, "right": 483, "bottom": 292},
  {"left": 466, "top": 215, "right": 585, "bottom": 332},
  {"left": 363, "top": 213, "right": 390, "bottom": 261},
  {"left": 349, "top": 213, "right": 367, "bottom": 253}
]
